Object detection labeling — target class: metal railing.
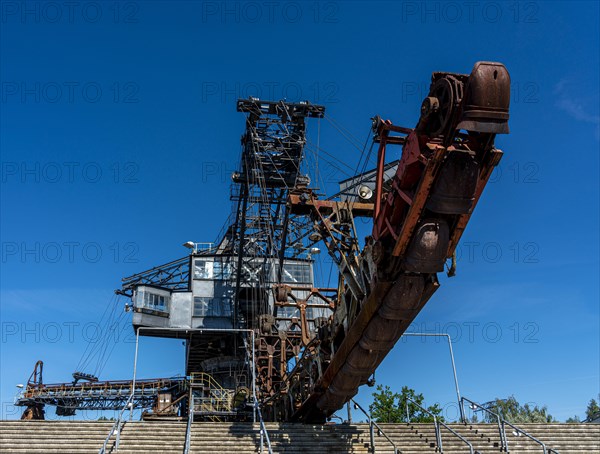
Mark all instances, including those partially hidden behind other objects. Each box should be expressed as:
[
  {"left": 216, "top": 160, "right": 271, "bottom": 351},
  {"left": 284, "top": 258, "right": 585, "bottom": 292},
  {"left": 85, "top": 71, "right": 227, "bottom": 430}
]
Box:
[
  {"left": 504, "top": 419, "right": 556, "bottom": 454},
  {"left": 401, "top": 333, "right": 465, "bottom": 422},
  {"left": 461, "top": 396, "right": 507, "bottom": 451},
  {"left": 190, "top": 372, "right": 234, "bottom": 416},
  {"left": 183, "top": 394, "right": 194, "bottom": 454},
  {"left": 438, "top": 422, "right": 474, "bottom": 454},
  {"left": 351, "top": 399, "right": 402, "bottom": 454},
  {"left": 240, "top": 330, "right": 272, "bottom": 454},
  {"left": 256, "top": 401, "right": 273, "bottom": 454},
  {"left": 461, "top": 396, "right": 561, "bottom": 454},
  {"left": 99, "top": 393, "right": 133, "bottom": 454},
  {"left": 405, "top": 397, "right": 473, "bottom": 454}
]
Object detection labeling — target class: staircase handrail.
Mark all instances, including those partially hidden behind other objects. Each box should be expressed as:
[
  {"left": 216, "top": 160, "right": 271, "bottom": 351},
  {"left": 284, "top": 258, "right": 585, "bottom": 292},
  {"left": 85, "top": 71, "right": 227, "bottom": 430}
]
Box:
[
  {"left": 503, "top": 419, "right": 553, "bottom": 454},
  {"left": 240, "top": 331, "right": 272, "bottom": 453},
  {"left": 183, "top": 394, "right": 194, "bottom": 454},
  {"left": 461, "top": 396, "right": 561, "bottom": 453},
  {"left": 255, "top": 400, "right": 273, "bottom": 454},
  {"left": 99, "top": 393, "right": 134, "bottom": 454},
  {"left": 405, "top": 397, "right": 443, "bottom": 452},
  {"left": 461, "top": 396, "right": 508, "bottom": 451},
  {"left": 405, "top": 397, "right": 474, "bottom": 453},
  {"left": 351, "top": 398, "right": 403, "bottom": 454},
  {"left": 190, "top": 372, "right": 234, "bottom": 414},
  {"left": 438, "top": 421, "right": 474, "bottom": 454}
]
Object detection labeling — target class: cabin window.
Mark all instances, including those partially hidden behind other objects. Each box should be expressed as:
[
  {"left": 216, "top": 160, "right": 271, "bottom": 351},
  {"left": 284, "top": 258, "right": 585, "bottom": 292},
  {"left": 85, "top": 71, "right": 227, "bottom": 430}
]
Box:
[
  {"left": 194, "top": 260, "right": 213, "bottom": 279},
  {"left": 193, "top": 297, "right": 232, "bottom": 317},
  {"left": 280, "top": 263, "right": 311, "bottom": 284},
  {"left": 136, "top": 290, "right": 170, "bottom": 313},
  {"left": 193, "top": 297, "right": 209, "bottom": 316},
  {"left": 213, "top": 260, "right": 233, "bottom": 280}
]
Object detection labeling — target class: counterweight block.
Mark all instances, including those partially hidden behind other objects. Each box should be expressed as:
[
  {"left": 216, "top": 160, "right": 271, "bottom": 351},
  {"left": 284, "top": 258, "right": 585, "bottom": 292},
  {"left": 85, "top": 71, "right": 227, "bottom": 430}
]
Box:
[{"left": 457, "top": 61, "right": 511, "bottom": 134}]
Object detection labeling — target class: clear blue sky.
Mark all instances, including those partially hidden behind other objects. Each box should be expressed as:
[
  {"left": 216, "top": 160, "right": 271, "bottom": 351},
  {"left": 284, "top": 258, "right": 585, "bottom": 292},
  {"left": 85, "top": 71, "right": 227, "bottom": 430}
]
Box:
[{"left": 1, "top": 1, "right": 598, "bottom": 422}]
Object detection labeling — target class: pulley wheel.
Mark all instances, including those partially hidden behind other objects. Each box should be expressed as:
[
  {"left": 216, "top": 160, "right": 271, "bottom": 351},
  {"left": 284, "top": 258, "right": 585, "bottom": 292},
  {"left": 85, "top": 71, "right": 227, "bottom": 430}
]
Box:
[{"left": 422, "top": 77, "right": 455, "bottom": 137}]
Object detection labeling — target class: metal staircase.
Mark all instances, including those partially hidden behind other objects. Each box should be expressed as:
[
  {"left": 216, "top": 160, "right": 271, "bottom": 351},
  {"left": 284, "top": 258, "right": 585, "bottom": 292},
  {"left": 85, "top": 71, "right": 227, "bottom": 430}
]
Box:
[{"left": 190, "top": 373, "right": 235, "bottom": 422}]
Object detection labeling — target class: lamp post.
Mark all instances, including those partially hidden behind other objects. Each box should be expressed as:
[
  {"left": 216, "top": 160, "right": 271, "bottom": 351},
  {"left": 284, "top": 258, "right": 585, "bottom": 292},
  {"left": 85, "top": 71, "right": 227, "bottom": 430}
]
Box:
[
  {"left": 182, "top": 241, "right": 197, "bottom": 253},
  {"left": 401, "top": 332, "right": 464, "bottom": 422}
]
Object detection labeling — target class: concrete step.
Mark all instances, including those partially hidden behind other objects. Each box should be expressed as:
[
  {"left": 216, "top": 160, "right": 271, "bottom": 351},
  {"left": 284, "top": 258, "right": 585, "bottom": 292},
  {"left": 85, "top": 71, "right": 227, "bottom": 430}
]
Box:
[{"left": 1, "top": 420, "right": 598, "bottom": 453}]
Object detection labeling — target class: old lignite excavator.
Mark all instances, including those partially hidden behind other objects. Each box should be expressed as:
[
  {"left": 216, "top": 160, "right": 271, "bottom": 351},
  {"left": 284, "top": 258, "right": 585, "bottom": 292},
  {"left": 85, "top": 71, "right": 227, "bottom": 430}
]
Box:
[{"left": 17, "top": 62, "right": 510, "bottom": 424}]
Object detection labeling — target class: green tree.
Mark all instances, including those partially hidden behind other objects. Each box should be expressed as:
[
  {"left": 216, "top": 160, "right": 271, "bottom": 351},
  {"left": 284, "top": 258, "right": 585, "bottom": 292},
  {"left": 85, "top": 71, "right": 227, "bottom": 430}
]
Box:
[
  {"left": 369, "top": 385, "right": 405, "bottom": 423},
  {"left": 564, "top": 395, "right": 599, "bottom": 422},
  {"left": 369, "top": 385, "right": 443, "bottom": 423},
  {"left": 585, "top": 398, "right": 599, "bottom": 421},
  {"left": 486, "top": 396, "right": 555, "bottom": 423}
]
